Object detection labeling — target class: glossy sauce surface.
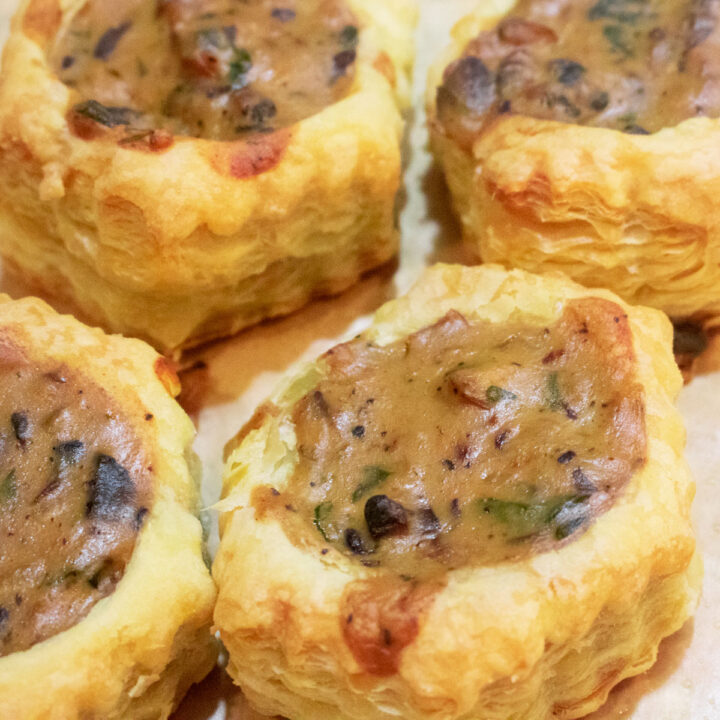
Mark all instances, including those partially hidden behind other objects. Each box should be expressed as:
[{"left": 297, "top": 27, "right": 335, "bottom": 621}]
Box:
[
  {"left": 0, "top": 340, "right": 151, "bottom": 656},
  {"left": 51, "top": 0, "right": 358, "bottom": 141},
  {"left": 437, "top": 0, "right": 720, "bottom": 144},
  {"left": 257, "top": 298, "right": 646, "bottom": 579}
]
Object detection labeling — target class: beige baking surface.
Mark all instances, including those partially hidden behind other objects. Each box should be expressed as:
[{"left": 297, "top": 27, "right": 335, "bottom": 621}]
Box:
[{"left": 0, "top": 0, "right": 718, "bottom": 717}]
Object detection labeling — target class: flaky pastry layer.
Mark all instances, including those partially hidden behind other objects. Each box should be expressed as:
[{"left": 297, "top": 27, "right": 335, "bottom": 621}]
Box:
[
  {"left": 427, "top": 1, "right": 720, "bottom": 341},
  {"left": 0, "top": 0, "right": 417, "bottom": 353},
  {"left": 214, "top": 263, "right": 700, "bottom": 720},
  {"left": 0, "top": 295, "right": 216, "bottom": 720}
]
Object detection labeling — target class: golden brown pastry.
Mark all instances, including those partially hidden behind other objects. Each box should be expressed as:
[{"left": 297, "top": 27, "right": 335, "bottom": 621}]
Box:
[
  {"left": 428, "top": 0, "right": 720, "bottom": 376},
  {"left": 214, "top": 263, "right": 700, "bottom": 720},
  {"left": 0, "top": 294, "right": 216, "bottom": 719},
  {"left": 0, "top": 0, "right": 416, "bottom": 354}
]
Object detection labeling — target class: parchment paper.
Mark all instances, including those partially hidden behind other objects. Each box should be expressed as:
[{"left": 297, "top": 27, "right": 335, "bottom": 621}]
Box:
[{"left": 0, "top": 1, "right": 718, "bottom": 718}]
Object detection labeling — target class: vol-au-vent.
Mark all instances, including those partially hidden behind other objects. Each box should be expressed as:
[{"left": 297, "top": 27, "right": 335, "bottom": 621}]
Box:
[
  {"left": 0, "top": 0, "right": 416, "bottom": 352},
  {"left": 214, "top": 264, "right": 700, "bottom": 720},
  {"left": 428, "top": 0, "right": 720, "bottom": 379},
  {"left": 0, "top": 295, "right": 216, "bottom": 720}
]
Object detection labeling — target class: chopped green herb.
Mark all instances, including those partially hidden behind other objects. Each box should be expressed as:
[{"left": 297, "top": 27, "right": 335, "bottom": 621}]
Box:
[
  {"left": 340, "top": 25, "right": 359, "bottom": 50},
  {"left": 352, "top": 466, "right": 391, "bottom": 503},
  {"left": 546, "top": 372, "right": 564, "bottom": 410},
  {"left": 478, "top": 498, "right": 549, "bottom": 538},
  {"left": 314, "top": 502, "right": 333, "bottom": 541},
  {"left": 0, "top": 470, "right": 16, "bottom": 502},
  {"left": 602, "top": 24, "right": 634, "bottom": 57},
  {"left": 478, "top": 494, "right": 589, "bottom": 540},
  {"left": 229, "top": 48, "right": 252, "bottom": 88},
  {"left": 486, "top": 385, "right": 518, "bottom": 405},
  {"left": 588, "top": 0, "right": 644, "bottom": 24}
]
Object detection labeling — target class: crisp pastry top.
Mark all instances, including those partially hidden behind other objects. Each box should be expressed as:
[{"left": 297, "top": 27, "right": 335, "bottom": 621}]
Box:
[
  {"left": 436, "top": 0, "right": 720, "bottom": 146},
  {"left": 0, "top": 335, "right": 151, "bottom": 657},
  {"left": 248, "top": 293, "right": 647, "bottom": 675},
  {"left": 50, "top": 0, "right": 359, "bottom": 143}
]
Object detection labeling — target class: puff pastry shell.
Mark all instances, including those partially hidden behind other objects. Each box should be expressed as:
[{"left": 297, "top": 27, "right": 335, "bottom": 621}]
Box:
[
  {"left": 0, "top": 294, "right": 216, "bottom": 719},
  {"left": 0, "top": 0, "right": 416, "bottom": 354},
  {"left": 427, "top": 1, "right": 720, "bottom": 348},
  {"left": 213, "top": 263, "right": 700, "bottom": 720}
]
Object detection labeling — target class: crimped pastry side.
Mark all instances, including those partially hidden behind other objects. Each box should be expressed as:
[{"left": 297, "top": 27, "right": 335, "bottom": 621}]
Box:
[
  {"left": 0, "top": 0, "right": 417, "bottom": 353},
  {"left": 427, "top": 1, "right": 720, "bottom": 333},
  {"left": 0, "top": 295, "right": 217, "bottom": 720},
  {"left": 0, "top": 188, "right": 398, "bottom": 352},
  {"left": 214, "top": 264, "right": 699, "bottom": 720}
]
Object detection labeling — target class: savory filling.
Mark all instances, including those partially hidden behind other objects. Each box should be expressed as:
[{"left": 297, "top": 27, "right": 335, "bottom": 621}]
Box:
[
  {"left": 0, "top": 350, "right": 151, "bottom": 656},
  {"left": 436, "top": 0, "right": 720, "bottom": 144},
  {"left": 254, "top": 297, "right": 647, "bottom": 580},
  {"left": 51, "top": 0, "right": 359, "bottom": 142}
]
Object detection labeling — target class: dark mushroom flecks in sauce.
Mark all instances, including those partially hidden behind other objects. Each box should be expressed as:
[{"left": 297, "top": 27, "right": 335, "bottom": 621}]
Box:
[
  {"left": 0, "top": 344, "right": 151, "bottom": 656},
  {"left": 437, "top": 0, "right": 720, "bottom": 145},
  {"left": 254, "top": 297, "right": 646, "bottom": 578},
  {"left": 51, "top": 0, "right": 359, "bottom": 142},
  {"left": 251, "top": 297, "right": 646, "bottom": 676}
]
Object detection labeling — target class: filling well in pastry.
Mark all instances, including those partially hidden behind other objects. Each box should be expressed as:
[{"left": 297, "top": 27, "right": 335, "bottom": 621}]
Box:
[
  {"left": 51, "top": 0, "right": 359, "bottom": 142},
  {"left": 0, "top": 342, "right": 152, "bottom": 656},
  {"left": 436, "top": 0, "right": 720, "bottom": 144},
  {"left": 254, "top": 297, "right": 647, "bottom": 578}
]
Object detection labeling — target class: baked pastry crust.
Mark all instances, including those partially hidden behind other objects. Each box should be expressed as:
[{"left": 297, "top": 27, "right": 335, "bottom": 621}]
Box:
[
  {"left": 213, "top": 263, "right": 700, "bottom": 720},
  {"left": 0, "top": 0, "right": 417, "bottom": 354},
  {"left": 427, "top": 1, "right": 720, "bottom": 343},
  {"left": 0, "top": 294, "right": 216, "bottom": 719}
]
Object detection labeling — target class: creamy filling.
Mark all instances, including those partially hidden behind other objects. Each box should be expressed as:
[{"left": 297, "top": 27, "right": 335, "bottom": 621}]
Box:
[
  {"left": 437, "top": 0, "right": 720, "bottom": 145},
  {"left": 50, "top": 0, "right": 358, "bottom": 142},
  {"left": 0, "top": 343, "right": 151, "bottom": 656},
  {"left": 253, "top": 297, "right": 647, "bottom": 579}
]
